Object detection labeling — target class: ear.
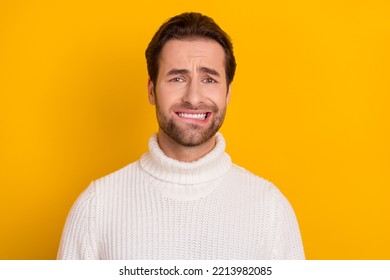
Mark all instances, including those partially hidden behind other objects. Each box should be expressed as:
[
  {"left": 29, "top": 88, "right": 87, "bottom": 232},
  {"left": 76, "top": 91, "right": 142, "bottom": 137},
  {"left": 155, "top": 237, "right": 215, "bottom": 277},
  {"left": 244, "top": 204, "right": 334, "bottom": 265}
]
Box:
[
  {"left": 148, "top": 79, "right": 156, "bottom": 105},
  {"left": 226, "top": 83, "right": 232, "bottom": 104}
]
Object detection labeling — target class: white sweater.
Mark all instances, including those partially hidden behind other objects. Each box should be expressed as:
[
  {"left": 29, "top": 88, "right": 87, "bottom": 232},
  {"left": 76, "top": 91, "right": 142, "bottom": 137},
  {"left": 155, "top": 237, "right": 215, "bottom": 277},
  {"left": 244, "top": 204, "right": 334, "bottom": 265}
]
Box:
[{"left": 57, "top": 133, "right": 305, "bottom": 259}]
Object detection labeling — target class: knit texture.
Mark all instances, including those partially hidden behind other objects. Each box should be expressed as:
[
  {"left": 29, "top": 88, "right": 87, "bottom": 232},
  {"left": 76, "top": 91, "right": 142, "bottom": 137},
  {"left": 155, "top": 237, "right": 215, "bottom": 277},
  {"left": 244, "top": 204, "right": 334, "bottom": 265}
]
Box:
[{"left": 57, "top": 133, "right": 305, "bottom": 259}]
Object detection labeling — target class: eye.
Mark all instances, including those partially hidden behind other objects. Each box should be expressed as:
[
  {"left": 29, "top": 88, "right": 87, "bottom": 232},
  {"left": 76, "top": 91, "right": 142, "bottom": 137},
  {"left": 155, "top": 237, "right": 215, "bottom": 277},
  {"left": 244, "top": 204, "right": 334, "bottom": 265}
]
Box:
[
  {"left": 169, "top": 77, "right": 185, "bottom": 83},
  {"left": 203, "top": 77, "right": 217, "bottom": 83}
]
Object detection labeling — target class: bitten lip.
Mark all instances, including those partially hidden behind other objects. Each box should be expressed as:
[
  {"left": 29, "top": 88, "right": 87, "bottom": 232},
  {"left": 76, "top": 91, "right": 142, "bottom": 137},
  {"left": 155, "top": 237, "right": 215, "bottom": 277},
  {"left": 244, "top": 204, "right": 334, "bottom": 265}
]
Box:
[{"left": 175, "top": 110, "right": 211, "bottom": 121}]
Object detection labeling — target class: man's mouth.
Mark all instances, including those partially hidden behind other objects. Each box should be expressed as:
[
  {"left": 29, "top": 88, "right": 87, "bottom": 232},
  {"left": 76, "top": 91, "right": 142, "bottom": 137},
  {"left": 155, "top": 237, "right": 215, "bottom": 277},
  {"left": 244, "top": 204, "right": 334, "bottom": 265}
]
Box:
[{"left": 177, "top": 112, "right": 210, "bottom": 120}]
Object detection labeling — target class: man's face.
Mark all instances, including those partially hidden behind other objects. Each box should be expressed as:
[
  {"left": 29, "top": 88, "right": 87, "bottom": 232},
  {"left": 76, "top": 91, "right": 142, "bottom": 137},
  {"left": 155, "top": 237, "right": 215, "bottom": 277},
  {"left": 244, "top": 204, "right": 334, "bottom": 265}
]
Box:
[{"left": 148, "top": 38, "right": 231, "bottom": 147}]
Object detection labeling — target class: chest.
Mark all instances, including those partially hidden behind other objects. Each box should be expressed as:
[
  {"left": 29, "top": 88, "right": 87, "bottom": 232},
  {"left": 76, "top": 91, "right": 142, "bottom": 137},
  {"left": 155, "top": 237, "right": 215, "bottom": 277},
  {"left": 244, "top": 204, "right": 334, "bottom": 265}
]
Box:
[{"left": 97, "top": 193, "right": 269, "bottom": 259}]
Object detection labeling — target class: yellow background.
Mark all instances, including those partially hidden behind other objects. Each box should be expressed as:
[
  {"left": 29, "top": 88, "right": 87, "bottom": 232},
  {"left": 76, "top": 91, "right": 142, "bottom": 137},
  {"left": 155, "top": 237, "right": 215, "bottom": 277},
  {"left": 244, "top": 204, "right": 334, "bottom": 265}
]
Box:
[{"left": 1, "top": 0, "right": 389, "bottom": 259}]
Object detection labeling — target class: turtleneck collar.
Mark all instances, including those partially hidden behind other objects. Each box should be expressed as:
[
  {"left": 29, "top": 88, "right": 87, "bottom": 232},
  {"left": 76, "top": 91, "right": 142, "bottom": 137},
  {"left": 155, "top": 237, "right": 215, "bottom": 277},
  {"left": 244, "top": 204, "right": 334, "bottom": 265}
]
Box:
[{"left": 139, "top": 133, "right": 232, "bottom": 198}]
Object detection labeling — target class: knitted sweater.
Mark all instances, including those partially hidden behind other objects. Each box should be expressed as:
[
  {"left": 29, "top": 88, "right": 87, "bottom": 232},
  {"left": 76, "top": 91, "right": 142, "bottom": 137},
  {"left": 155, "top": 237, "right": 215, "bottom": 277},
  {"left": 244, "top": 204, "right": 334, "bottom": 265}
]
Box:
[{"left": 57, "top": 133, "right": 305, "bottom": 259}]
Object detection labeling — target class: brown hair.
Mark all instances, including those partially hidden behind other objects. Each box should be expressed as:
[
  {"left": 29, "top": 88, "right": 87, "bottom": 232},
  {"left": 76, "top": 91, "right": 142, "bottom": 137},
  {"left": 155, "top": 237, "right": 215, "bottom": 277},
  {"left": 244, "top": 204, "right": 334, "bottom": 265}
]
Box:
[{"left": 145, "top": 12, "right": 236, "bottom": 86}]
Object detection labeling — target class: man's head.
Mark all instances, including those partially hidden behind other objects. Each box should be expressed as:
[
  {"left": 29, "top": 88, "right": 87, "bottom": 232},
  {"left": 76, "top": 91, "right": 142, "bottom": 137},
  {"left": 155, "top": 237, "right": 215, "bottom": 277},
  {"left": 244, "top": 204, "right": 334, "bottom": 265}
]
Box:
[
  {"left": 145, "top": 13, "right": 236, "bottom": 155},
  {"left": 145, "top": 12, "right": 236, "bottom": 87}
]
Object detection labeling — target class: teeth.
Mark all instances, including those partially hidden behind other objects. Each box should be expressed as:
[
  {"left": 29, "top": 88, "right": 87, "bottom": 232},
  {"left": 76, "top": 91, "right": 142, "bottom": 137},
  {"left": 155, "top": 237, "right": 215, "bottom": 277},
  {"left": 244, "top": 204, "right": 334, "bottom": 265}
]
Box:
[{"left": 178, "top": 113, "right": 207, "bottom": 120}]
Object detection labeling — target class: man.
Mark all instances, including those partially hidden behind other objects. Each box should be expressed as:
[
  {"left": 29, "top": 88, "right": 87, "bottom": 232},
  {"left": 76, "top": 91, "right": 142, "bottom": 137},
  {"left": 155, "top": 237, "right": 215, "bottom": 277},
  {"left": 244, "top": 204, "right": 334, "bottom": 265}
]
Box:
[{"left": 58, "top": 12, "right": 305, "bottom": 259}]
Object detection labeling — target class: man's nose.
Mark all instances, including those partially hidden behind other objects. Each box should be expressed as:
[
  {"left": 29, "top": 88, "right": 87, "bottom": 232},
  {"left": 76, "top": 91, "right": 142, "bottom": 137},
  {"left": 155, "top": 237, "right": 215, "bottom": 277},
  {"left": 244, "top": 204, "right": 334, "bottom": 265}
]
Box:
[{"left": 182, "top": 80, "right": 204, "bottom": 105}]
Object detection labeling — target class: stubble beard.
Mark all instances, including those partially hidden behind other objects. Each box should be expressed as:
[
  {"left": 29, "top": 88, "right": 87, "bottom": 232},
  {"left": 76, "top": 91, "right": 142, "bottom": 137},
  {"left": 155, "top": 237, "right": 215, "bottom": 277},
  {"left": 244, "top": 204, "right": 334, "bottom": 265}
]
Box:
[{"left": 155, "top": 101, "right": 226, "bottom": 147}]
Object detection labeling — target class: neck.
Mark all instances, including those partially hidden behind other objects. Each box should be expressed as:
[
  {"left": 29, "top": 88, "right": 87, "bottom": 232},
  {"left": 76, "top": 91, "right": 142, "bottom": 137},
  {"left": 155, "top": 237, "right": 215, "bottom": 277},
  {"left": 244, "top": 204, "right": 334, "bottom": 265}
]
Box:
[{"left": 157, "top": 130, "right": 217, "bottom": 162}]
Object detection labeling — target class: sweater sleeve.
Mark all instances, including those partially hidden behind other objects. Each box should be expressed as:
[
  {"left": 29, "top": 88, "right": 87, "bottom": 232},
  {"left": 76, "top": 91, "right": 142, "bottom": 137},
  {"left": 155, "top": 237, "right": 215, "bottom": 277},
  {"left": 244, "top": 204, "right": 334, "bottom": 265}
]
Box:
[
  {"left": 57, "top": 182, "right": 98, "bottom": 259},
  {"left": 270, "top": 186, "right": 305, "bottom": 260}
]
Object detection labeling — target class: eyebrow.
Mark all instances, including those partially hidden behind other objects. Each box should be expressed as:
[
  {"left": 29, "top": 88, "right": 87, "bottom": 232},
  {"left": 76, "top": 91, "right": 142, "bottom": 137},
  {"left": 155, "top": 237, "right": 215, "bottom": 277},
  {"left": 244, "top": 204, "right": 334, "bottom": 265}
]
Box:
[
  {"left": 167, "top": 69, "right": 189, "bottom": 76},
  {"left": 166, "top": 67, "right": 221, "bottom": 77},
  {"left": 198, "top": 67, "right": 221, "bottom": 77}
]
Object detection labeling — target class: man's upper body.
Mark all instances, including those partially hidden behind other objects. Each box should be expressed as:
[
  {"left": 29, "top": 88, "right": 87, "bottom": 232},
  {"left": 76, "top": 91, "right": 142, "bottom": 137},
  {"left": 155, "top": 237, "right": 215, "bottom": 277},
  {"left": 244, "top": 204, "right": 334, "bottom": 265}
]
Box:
[
  {"left": 57, "top": 12, "right": 305, "bottom": 259},
  {"left": 57, "top": 133, "right": 304, "bottom": 259}
]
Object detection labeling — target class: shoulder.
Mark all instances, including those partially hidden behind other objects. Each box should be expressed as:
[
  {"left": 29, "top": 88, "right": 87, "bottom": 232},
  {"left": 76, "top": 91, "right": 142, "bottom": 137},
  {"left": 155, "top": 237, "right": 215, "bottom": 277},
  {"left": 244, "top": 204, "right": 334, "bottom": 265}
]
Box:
[
  {"left": 92, "top": 160, "right": 141, "bottom": 190},
  {"left": 229, "top": 165, "right": 300, "bottom": 229},
  {"left": 66, "top": 160, "right": 142, "bottom": 229},
  {"left": 65, "top": 181, "right": 96, "bottom": 221},
  {"left": 228, "top": 164, "right": 292, "bottom": 205},
  {"left": 66, "top": 161, "right": 142, "bottom": 206},
  {"left": 229, "top": 164, "right": 274, "bottom": 191}
]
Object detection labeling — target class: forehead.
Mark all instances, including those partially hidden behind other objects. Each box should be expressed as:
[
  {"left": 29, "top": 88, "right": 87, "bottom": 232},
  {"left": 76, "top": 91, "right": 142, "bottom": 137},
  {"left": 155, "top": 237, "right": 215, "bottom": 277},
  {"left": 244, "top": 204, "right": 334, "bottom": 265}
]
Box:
[{"left": 158, "top": 39, "right": 226, "bottom": 70}]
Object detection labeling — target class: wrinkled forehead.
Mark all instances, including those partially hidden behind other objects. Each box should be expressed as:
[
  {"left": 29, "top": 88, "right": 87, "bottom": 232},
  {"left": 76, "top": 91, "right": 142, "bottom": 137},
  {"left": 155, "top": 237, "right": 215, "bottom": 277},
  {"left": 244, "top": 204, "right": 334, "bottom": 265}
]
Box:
[{"left": 158, "top": 38, "right": 226, "bottom": 73}]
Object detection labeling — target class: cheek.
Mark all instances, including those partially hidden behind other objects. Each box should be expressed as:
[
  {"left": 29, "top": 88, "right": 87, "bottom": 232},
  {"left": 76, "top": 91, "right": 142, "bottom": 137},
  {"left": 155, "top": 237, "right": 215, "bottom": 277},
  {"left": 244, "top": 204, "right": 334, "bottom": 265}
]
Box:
[
  {"left": 217, "top": 98, "right": 229, "bottom": 109},
  {"left": 155, "top": 91, "right": 179, "bottom": 111},
  {"left": 210, "top": 88, "right": 230, "bottom": 106}
]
